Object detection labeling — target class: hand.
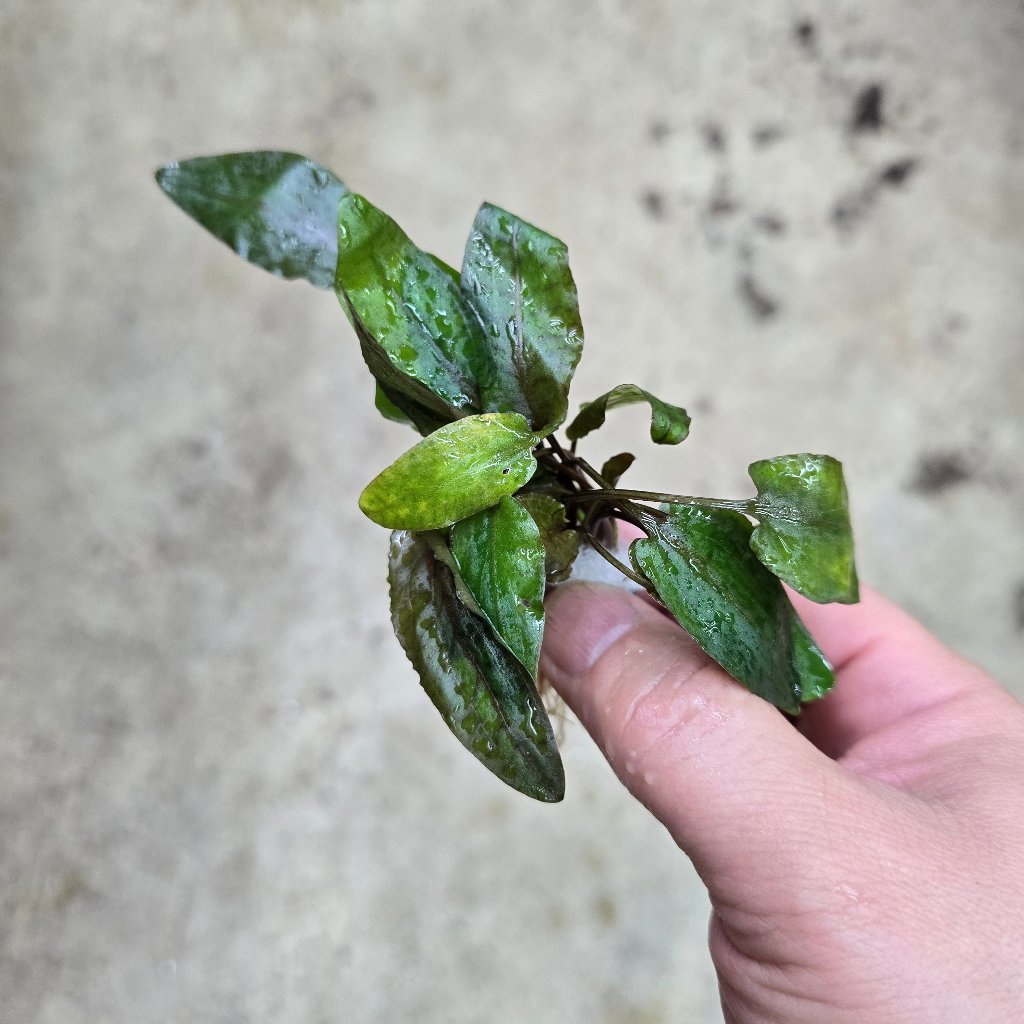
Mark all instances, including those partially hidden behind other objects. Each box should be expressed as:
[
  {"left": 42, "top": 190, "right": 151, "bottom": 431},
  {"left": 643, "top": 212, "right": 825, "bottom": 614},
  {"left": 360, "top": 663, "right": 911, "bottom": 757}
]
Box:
[{"left": 541, "top": 577, "right": 1024, "bottom": 1023}]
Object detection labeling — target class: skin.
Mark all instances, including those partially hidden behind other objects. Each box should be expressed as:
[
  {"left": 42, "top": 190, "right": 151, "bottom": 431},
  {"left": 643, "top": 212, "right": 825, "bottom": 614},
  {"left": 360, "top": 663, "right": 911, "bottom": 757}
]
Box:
[{"left": 540, "top": 573, "right": 1024, "bottom": 1023}]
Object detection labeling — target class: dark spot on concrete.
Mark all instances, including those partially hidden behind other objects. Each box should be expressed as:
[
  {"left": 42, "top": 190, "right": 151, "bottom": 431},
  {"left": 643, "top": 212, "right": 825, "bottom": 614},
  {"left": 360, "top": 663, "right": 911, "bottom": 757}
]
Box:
[
  {"left": 878, "top": 157, "right": 918, "bottom": 187},
  {"left": 254, "top": 444, "right": 297, "bottom": 501},
  {"left": 594, "top": 892, "right": 618, "bottom": 925},
  {"left": 702, "top": 121, "right": 726, "bottom": 153},
  {"left": 752, "top": 124, "right": 785, "bottom": 147},
  {"left": 648, "top": 120, "right": 670, "bottom": 144},
  {"left": 693, "top": 395, "right": 714, "bottom": 415},
  {"left": 851, "top": 84, "right": 884, "bottom": 132},
  {"left": 795, "top": 19, "right": 816, "bottom": 51},
  {"left": 176, "top": 484, "right": 203, "bottom": 508},
  {"left": 640, "top": 189, "right": 666, "bottom": 220},
  {"left": 754, "top": 213, "right": 787, "bottom": 235},
  {"left": 1014, "top": 583, "right": 1024, "bottom": 632},
  {"left": 738, "top": 274, "right": 779, "bottom": 320},
  {"left": 909, "top": 452, "right": 972, "bottom": 494},
  {"left": 180, "top": 436, "right": 209, "bottom": 460},
  {"left": 831, "top": 195, "right": 864, "bottom": 231}
]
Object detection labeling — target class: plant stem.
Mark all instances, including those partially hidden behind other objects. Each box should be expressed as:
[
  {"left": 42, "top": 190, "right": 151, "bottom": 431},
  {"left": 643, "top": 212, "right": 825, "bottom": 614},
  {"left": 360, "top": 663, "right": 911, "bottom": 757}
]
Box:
[
  {"left": 584, "top": 530, "right": 650, "bottom": 589},
  {"left": 574, "top": 489, "right": 753, "bottom": 514}
]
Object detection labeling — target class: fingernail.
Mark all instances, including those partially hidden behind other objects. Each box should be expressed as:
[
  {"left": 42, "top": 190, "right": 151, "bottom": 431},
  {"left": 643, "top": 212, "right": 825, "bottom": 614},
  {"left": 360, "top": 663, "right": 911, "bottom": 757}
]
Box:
[{"left": 541, "top": 582, "right": 639, "bottom": 682}]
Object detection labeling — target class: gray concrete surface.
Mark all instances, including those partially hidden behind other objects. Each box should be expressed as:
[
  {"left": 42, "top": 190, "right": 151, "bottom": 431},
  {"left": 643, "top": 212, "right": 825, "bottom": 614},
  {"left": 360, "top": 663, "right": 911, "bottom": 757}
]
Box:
[{"left": 1, "top": 1, "right": 1022, "bottom": 1021}]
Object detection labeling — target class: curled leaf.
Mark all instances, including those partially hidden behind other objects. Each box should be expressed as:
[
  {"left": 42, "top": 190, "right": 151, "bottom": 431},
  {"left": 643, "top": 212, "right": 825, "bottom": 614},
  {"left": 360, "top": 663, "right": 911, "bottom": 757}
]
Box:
[
  {"left": 749, "top": 454, "right": 859, "bottom": 604},
  {"left": 630, "top": 505, "right": 834, "bottom": 712},
  {"left": 461, "top": 203, "right": 583, "bottom": 432},
  {"left": 516, "top": 493, "right": 580, "bottom": 584},
  {"left": 358, "top": 413, "right": 538, "bottom": 530},
  {"left": 389, "top": 531, "right": 564, "bottom": 802},
  {"left": 451, "top": 497, "right": 546, "bottom": 677},
  {"left": 155, "top": 152, "right": 348, "bottom": 289},
  {"left": 566, "top": 384, "right": 690, "bottom": 445},
  {"left": 600, "top": 452, "right": 636, "bottom": 487}
]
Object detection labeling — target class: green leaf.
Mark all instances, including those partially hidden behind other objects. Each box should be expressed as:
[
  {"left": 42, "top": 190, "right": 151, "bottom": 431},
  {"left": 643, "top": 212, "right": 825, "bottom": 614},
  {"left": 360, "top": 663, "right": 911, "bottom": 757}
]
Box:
[
  {"left": 790, "top": 617, "right": 835, "bottom": 701},
  {"left": 451, "top": 497, "right": 546, "bottom": 677},
  {"left": 566, "top": 384, "right": 690, "bottom": 445},
  {"left": 461, "top": 203, "right": 584, "bottom": 432},
  {"left": 516, "top": 493, "right": 580, "bottom": 584},
  {"left": 600, "top": 452, "right": 636, "bottom": 487},
  {"left": 155, "top": 152, "right": 348, "bottom": 289},
  {"left": 630, "top": 505, "right": 831, "bottom": 712},
  {"left": 359, "top": 413, "right": 538, "bottom": 530},
  {"left": 374, "top": 383, "right": 415, "bottom": 427},
  {"left": 388, "top": 531, "right": 564, "bottom": 802},
  {"left": 748, "top": 454, "right": 859, "bottom": 604},
  {"left": 336, "top": 193, "right": 492, "bottom": 422}
]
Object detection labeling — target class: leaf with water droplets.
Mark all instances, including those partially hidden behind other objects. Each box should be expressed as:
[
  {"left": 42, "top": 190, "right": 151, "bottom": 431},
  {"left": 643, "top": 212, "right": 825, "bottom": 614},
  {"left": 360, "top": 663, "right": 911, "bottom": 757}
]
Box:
[
  {"left": 451, "top": 497, "right": 546, "bottom": 677},
  {"left": 388, "top": 530, "right": 564, "bottom": 801},
  {"left": 566, "top": 384, "right": 690, "bottom": 445},
  {"left": 461, "top": 204, "right": 583, "bottom": 432},
  {"left": 630, "top": 505, "right": 833, "bottom": 712},
  {"left": 155, "top": 152, "right": 348, "bottom": 288},
  {"left": 516, "top": 493, "right": 580, "bottom": 584},
  {"left": 749, "top": 454, "right": 859, "bottom": 604},
  {"left": 337, "top": 194, "right": 493, "bottom": 429},
  {"left": 359, "top": 413, "right": 538, "bottom": 530}
]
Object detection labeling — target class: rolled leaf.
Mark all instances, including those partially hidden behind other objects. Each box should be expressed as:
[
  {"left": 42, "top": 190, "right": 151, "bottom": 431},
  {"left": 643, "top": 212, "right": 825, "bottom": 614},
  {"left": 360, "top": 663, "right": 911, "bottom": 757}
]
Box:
[
  {"left": 630, "top": 505, "right": 834, "bottom": 712},
  {"left": 389, "top": 531, "right": 564, "bottom": 802},
  {"left": 461, "top": 203, "right": 583, "bottom": 432},
  {"left": 359, "top": 413, "right": 537, "bottom": 530},
  {"left": 451, "top": 497, "right": 546, "bottom": 677},
  {"left": 566, "top": 384, "right": 690, "bottom": 445},
  {"left": 155, "top": 152, "right": 348, "bottom": 289},
  {"left": 336, "top": 193, "right": 492, "bottom": 421},
  {"left": 749, "top": 454, "right": 859, "bottom": 604},
  {"left": 516, "top": 493, "right": 580, "bottom": 584}
]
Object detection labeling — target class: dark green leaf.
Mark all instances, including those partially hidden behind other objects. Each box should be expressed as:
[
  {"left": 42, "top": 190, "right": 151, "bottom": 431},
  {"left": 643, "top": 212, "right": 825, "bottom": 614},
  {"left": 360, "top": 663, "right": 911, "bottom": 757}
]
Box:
[
  {"left": 155, "top": 152, "right": 348, "bottom": 289},
  {"left": 790, "top": 617, "right": 835, "bottom": 701},
  {"left": 748, "top": 454, "right": 859, "bottom": 604},
  {"left": 359, "top": 413, "right": 538, "bottom": 530},
  {"left": 374, "top": 383, "right": 415, "bottom": 427},
  {"left": 566, "top": 384, "right": 690, "bottom": 445},
  {"left": 630, "top": 505, "right": 831, "bottom": 712},
  {"left": 600, "top": 452, "right": 636, "bottom": 487},
  {"left": 516, "top": 493, "right": 580, "bottom": 584},
  {"left": 461, "top": 204, "right": 583, "bottom": 432},
  {"left": 336, "top": 193, "right": 492, "bottom": 422},
  {"left": 388, "top": 531, "right": 564, "bottom": 802},
  {"left": 451, "top": 497, "right": 546, "bottom": 676}
]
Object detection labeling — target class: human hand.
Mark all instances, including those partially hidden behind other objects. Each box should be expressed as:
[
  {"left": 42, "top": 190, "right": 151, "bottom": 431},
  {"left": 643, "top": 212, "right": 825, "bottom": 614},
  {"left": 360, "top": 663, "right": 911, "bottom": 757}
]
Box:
[{"left": 541, "top": 576, "right": 1024, "bottom": 1023}]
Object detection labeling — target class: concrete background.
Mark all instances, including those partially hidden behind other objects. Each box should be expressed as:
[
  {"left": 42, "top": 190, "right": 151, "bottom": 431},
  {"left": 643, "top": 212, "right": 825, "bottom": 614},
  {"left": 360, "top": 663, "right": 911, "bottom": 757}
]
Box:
[{"left": 1, "top": 1, "right": 1022, "bottom": 1021}]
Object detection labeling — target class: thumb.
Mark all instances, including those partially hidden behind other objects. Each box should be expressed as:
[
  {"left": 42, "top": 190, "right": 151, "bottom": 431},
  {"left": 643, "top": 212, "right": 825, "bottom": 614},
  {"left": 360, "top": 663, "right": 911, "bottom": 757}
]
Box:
[{"left": 541, "top": 581, "right": 854, "bottom": 903}]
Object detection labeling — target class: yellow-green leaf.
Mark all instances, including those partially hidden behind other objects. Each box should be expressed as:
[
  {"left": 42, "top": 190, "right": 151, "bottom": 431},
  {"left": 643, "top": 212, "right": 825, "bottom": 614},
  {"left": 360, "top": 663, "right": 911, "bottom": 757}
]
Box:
[{"left": 359, "top": 413, "right": 538, "bottom": 530}]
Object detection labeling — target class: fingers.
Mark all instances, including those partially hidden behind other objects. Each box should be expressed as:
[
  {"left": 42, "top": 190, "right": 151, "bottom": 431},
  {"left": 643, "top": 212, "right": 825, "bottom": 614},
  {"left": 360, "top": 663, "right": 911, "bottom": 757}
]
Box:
[
  {"left": 541, "top": 581, "right": 855, "bottom": 904},
  {"left": 791, "top": 587, "right": 998, "bottom": 759}
]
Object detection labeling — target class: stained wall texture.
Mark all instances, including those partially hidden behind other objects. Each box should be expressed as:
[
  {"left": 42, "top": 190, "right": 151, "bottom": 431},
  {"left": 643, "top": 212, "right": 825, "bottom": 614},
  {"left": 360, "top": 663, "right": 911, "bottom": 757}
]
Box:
[{"left": 1, "top": 2, "right": 1022, "bottom": 1022}]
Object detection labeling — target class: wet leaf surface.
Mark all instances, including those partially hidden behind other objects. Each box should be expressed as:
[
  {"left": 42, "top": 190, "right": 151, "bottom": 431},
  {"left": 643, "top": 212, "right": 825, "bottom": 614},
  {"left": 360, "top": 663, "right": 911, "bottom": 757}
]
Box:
[
  {"left": 461, "top": 204, "right": 583, "bottom": 432},
  {"left": 451, "top": 497, "right": 546, "bottom": 676},
  {"left": 359, "top": 413, "right": 537, "bottom": 530},
  {"left": 156, "top": 152, "right": 348, "bottom": 289},
  {"left": 566, "top": 384, "right": 690, "bottom": 445},
  {"left": 749, "top": 454, "right": 859, "bottom": 604},
  {"left": 631, "top": 505, "right": 833, "bottom": 712},
  {"left": 389, "top": 531, "right": 564, "bottom": 801},
  {"left": 336, "top": 193, "right": 492, "bottom": 421}
]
